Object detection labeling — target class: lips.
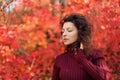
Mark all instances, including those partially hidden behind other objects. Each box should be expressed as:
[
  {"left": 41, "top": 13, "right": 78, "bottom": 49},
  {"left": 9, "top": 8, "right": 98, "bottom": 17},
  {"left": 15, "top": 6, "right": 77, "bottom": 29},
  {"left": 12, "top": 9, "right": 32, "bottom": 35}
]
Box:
[{"left": 63, "top": 38, "right": 69, "bottom": 41}]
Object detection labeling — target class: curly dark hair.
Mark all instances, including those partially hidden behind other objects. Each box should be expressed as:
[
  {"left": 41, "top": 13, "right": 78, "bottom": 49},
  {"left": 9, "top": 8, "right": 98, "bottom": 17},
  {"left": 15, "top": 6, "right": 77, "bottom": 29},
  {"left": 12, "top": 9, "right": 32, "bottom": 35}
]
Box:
[{"left": 60, "top": 13, "right": 93, "bottom": 55}]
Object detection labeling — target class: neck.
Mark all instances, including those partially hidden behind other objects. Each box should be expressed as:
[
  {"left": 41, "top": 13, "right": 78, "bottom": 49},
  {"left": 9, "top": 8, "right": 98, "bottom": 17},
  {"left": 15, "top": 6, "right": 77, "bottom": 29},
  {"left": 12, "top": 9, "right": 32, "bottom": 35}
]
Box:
[{"left": 66, "top": 40, "right": 81, "bottom": 53}]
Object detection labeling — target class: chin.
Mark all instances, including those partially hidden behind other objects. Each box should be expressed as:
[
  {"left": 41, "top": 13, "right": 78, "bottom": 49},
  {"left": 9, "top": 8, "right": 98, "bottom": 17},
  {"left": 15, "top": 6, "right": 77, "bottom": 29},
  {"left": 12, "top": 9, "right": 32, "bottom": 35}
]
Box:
[
  {"left": 64, "top": 43, "right": 69, "bottom": 46},
  {"left": 64, "top": 42, "right": 72, "bottom": 46}
]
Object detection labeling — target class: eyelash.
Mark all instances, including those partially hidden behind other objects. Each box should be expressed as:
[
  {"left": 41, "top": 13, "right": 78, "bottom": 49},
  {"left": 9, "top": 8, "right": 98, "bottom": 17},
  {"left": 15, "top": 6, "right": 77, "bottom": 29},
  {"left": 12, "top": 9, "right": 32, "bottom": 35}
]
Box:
[
  {"left": 61, "top": 30, "right": 72, "bottom": 34},
  {"left": 68, "top": 30, "right": 72, "bottom": 32}
]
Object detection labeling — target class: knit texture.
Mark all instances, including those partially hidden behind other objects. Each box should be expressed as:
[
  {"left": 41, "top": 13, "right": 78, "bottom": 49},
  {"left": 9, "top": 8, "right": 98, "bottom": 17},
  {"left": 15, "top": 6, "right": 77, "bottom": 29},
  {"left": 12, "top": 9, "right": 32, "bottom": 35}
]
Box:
[{"left": 52, "top": 49, "right": 111, "bottom": 80}]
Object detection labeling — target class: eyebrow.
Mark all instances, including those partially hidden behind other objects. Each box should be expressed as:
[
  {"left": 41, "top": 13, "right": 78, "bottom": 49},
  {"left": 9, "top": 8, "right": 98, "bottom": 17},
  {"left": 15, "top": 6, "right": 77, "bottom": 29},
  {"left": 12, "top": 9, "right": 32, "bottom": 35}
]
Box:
[{"left": 62, "top": 27, "right": 72, "bottom": 31}]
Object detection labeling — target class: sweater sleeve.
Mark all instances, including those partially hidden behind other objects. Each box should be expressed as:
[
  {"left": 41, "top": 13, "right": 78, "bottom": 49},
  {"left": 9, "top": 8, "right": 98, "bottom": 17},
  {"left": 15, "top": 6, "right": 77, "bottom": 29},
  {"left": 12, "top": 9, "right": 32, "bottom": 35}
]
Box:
[
  {"left": 52, "top": 57, "right": 60, "bottom": 80},
  {"left": 74, "top": 50, "right": 112, "bottom": 80}
]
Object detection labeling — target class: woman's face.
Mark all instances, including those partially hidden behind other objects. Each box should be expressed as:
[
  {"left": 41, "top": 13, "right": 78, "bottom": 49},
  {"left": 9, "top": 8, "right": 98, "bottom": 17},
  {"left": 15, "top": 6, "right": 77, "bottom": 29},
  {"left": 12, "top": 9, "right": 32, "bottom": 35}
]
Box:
[{"left": 61, "top": 22, "right": 78, "bottom": 46}]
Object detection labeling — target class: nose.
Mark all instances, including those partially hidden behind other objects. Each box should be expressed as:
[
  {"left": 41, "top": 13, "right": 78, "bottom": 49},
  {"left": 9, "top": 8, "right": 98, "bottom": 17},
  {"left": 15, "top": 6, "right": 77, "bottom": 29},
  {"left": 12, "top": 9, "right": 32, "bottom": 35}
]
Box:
[{"left": 62, "top": 31, "right": 67, "bottom": 37}]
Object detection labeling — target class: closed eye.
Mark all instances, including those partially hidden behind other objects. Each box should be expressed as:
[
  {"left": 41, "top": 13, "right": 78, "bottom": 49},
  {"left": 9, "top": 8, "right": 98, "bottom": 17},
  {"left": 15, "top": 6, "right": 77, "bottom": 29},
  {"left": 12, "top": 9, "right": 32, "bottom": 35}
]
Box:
[
  {"left": 61, "top": 31, "right": 63, "bottom": 34},
  {"left": 67, "top": 28, "right": 73, "bottom": 32},
  {"left": 68, "top": 30, "right": 72, "bottom": 32},
  {"left": 61, "top": 30, "right": 64, "bottom": 34}
]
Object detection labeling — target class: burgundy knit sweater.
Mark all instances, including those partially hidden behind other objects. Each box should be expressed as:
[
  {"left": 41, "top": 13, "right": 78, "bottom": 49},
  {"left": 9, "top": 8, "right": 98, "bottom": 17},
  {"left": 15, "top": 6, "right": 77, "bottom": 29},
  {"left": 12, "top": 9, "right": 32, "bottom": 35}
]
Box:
[{"left": 52, "top": 49, "right": 111, "bottom": 80}]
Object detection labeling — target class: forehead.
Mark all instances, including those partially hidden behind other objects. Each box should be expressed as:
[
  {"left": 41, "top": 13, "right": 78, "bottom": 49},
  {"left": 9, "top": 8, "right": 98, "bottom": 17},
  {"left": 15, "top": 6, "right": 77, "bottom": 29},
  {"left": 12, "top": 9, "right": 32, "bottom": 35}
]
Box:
[{"left": 62, "top": 22, "right": 76, "bottom": 29}]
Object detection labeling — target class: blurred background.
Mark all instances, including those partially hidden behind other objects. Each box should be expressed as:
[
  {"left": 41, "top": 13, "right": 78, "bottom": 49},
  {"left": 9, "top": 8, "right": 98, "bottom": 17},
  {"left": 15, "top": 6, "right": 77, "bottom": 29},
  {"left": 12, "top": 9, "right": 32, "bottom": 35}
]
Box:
[{"left": 0, "top": 0, "right": 120, "bottom": 80}]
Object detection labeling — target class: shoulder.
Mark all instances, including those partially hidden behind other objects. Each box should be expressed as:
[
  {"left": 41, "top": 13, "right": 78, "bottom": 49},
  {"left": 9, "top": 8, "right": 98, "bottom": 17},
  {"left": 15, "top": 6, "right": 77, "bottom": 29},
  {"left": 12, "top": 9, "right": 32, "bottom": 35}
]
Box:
[
  {"left": 54, "top": 52, "right": 67, "bottom": 62},
  {"left": 53, "top": 52, "right": 67, "bottom": 67},
  {"left": 92, "top": 48, "right": 104, "bottom": 59}
]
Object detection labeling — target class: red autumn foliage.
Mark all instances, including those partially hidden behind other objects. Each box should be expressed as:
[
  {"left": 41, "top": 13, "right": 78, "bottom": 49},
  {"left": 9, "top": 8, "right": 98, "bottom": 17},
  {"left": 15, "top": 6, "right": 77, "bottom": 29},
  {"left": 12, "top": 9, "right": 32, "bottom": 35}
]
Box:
[{"left": 0, "top": 0, "right": 119, "bottom": 80}]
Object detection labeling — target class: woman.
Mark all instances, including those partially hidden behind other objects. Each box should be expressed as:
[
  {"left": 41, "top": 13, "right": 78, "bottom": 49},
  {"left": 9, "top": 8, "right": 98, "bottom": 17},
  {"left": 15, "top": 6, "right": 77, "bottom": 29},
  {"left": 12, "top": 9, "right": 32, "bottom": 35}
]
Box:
[{"left": 52, "top": 14, "right": 112, "bottom": 80}]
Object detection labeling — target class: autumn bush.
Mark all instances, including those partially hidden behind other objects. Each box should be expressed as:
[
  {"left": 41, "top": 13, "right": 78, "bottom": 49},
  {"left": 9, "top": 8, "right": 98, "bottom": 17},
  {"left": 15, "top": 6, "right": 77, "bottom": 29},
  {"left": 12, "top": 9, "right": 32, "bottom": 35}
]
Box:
[{"left": 0, "top": 0, "right": 120, "bottom": 80}]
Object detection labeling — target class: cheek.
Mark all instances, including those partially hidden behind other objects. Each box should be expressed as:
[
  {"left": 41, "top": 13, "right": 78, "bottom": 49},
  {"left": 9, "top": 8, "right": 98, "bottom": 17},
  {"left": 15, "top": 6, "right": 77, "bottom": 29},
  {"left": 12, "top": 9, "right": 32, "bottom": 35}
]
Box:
[{"left": 70, "top": 32, "right": 78, "bottom": 42}]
